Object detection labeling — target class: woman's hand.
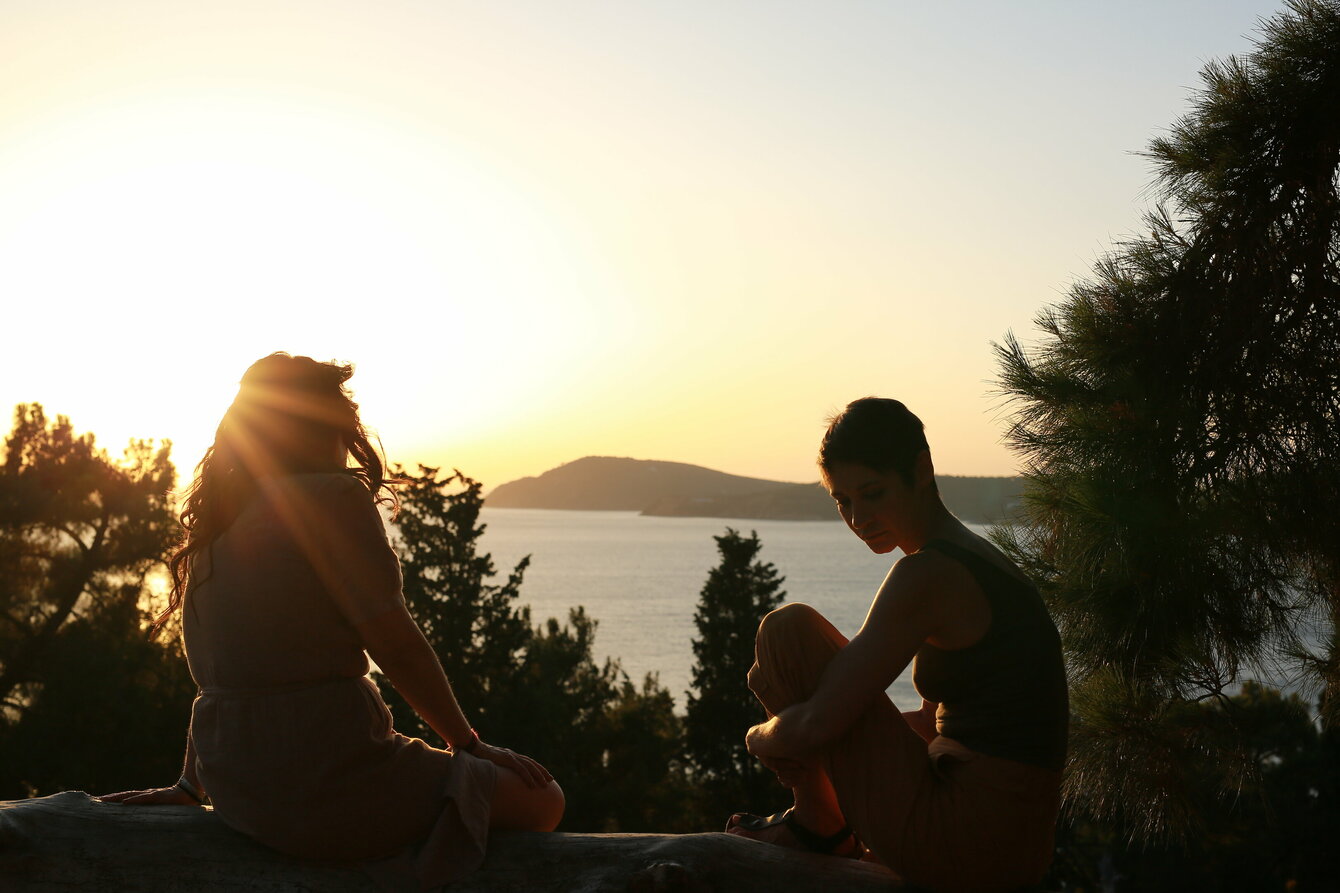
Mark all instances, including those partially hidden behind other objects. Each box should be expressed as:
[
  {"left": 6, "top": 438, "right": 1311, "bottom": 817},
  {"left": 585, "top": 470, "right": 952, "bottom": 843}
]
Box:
[
  {"left": 96, "top": 785, "right": 200, "bottom": 806},
  {"left": 473, "top": 742, "right": 554, "bottom": 790},
  {"left": 902, "top": 698, "right": 939, "bottom": 744},
  {"left": 748, "top": 716, "right": 817, "bottom": 787},
  {"left": 746, "top": 704, "right": 818, "bottom": 760},
  {"left": 746, "top": 718, "right": 782, "bottom": 757}
]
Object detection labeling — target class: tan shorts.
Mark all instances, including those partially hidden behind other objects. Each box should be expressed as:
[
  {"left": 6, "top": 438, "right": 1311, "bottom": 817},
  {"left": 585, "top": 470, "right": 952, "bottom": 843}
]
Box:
[{"left": 748, "top": 603, "right": 1062, "bottom": 893}]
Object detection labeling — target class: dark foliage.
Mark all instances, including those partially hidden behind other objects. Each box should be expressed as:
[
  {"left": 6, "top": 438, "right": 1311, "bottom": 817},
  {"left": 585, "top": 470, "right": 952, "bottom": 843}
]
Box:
[
  {"left": 1046, "top": 684, "right": 1340, "bottom": 892},
  {"left": 0, "top": 590, "right": 196, "bottom": 798},
  {"left": 994, "top": 0, "right": 1340, "bottom": 851},
  {"left": 379, "top": 466, "right": 694, "bottom": 831},
  {"left": 381, "top": 466, "right": 533, "bottom": 731},
  {"left": 0, "top": 405, "right": 193, "bottom": 798}
]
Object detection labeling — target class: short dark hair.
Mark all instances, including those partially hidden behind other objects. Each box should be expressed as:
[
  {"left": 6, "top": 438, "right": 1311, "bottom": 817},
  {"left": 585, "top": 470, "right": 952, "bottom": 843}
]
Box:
[{"left": 819, "top": 397, "right": 930, "bottom": 486}]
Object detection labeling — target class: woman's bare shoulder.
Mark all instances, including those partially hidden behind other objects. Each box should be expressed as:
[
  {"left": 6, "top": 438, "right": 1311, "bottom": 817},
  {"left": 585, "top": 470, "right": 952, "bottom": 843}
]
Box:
[{"left": 892, "top": 548, "right": 973, "bottom": 589}]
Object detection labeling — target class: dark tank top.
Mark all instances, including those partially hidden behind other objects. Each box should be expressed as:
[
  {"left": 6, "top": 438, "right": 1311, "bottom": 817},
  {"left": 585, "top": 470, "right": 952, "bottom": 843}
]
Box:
[{"left": 911, "top": 539, "right": 1069, "bottom": 771}]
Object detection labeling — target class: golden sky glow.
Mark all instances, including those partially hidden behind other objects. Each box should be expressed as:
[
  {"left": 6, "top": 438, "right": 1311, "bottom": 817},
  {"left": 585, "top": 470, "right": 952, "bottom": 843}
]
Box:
[{"left": 0, "top": 1, "right": 1283, "bottom": 489}]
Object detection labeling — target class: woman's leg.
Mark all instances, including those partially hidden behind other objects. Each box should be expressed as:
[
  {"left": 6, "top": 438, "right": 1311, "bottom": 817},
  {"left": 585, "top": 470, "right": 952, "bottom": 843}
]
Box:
[
  {"left": 740, "top": 603, "right": 934, "bottom": 866},
  {"left": 488, "top": 768, "right": 565, "bottom": 831}
]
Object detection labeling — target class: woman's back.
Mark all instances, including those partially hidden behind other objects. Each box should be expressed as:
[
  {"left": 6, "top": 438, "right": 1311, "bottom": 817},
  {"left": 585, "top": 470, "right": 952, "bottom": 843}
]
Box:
[
  {"left": 100, "top": 354, "right": 561, "bottom": 886},
  {"left": 183, "top": 473, "right": 402, "bottom": 691},
  {"left": 182, "top": 472, "right": 499, "bottom": 877}
]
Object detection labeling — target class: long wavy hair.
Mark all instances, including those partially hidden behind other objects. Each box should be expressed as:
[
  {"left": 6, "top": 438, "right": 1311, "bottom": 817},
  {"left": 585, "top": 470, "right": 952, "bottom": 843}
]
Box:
[{"left": 154, "top": 353, "right": 398, "bottom": 636}]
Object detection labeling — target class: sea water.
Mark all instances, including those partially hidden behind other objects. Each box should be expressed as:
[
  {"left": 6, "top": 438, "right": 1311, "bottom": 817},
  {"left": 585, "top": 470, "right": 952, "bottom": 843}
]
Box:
[
  {"left": 476, "top": 507, "right": 956, "bottom": 712},
  {"left": 476, "top": 507, "right": 1324, "bottom": 716}
]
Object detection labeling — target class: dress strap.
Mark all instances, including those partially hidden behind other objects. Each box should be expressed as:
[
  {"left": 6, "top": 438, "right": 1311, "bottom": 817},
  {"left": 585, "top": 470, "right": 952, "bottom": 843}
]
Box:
[{"left": 919, "top": 538, "right": 985, "bottom": 569}]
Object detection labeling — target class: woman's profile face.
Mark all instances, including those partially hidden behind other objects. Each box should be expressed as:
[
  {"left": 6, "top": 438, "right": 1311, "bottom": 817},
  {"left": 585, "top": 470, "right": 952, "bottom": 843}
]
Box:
[{"left": 822, "top": 462, "right": 916, "bottom": 555}]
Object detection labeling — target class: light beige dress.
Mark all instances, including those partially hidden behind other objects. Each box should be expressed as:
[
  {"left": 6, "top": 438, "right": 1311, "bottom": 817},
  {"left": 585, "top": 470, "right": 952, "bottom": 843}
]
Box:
[{"left": 183, "top": 472, "right": 496, "bottom": 889}]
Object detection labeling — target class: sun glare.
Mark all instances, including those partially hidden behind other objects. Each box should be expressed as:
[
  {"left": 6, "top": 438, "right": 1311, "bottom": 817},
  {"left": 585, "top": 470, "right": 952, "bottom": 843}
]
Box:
[{"left": 1, "top": 90, "right": 625, "bottom": 475}]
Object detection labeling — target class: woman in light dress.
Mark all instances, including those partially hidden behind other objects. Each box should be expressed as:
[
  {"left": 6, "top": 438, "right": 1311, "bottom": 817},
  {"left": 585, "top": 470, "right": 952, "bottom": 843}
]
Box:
[{"left": 101, "top": 353, "right": 563, "bottom": 888}]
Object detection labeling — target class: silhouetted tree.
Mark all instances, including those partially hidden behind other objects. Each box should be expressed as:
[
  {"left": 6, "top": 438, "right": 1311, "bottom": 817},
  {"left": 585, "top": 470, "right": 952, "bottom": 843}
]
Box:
[
  {"left": 593, "top": 674, "right": 697, "bottom": 832},
  {"left": 684, "top": 528, "right": 788, "bottom": 821},
  {"left": 380, "top": 465, "right": 689, "bottom": 830},
  {"left": 1047, "top": 685, "right": 1340, "bottom": 892},
  {"left": 383, "top": 466, "right": 532, "bottom": 733},
  {"left": 0, "top": 585, "right": 196, "bottom": 798},
  {"left": 0, "top": 404, "right": 193, "bottom": 797},
  {"left": 995, "top": 0, "right": 1340, "bottom": 844}
]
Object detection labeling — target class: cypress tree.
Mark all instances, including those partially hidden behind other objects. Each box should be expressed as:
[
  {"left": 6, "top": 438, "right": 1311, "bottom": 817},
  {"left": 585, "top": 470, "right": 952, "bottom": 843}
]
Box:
[{"left": 684, "top": 528, "right": 788, "bottom": 817}]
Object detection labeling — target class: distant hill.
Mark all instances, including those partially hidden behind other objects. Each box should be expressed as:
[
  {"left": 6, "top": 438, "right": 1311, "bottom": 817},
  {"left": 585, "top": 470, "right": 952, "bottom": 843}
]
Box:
[
  {"left": 641, "top": 482, "right": 834, "bottom": 521},
  {"left": 485, "top": 456, "right": 783, "bottom": 511},
  {"left": 487, "top": 456, "right": 1024, "bottom": 524}
]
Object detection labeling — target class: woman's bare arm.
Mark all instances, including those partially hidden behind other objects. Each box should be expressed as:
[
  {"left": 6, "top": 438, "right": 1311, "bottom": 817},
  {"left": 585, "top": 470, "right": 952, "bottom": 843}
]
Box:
[
  {"left": 97, "top": 723, "right": 202, "bottom": 805},
  {"left": 355, "top": 605, "right": 475, "bottom": 748},
  {"left": 356, "top": 605, "right": 553, "bottom": 788},
  {"left": 746, "top": 552, "right": 952, "bottom": 759}
]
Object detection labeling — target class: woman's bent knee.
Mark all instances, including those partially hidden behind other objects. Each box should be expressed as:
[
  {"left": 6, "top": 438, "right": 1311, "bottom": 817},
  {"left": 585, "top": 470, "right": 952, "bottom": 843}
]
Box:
[
  {"left": 750, "top": 603, "right": 849, "bottom": 712},
  {"left": 756, "top": 603, "right": 843, "bottom": 660},
  {"left": 757, "top": 602, "right": 824, "bottom": 643},
  {"left": 490, "top": 769, "right": 565, "bottom": 831},
  {"left": 530, "top": 780, "right": 565, "bottom": 831}
]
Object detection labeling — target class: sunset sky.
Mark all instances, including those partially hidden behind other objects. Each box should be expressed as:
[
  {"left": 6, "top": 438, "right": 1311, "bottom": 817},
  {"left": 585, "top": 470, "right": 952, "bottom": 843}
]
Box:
[{"left": 1, "top": 0, "right": 1284, "bottom": 490}]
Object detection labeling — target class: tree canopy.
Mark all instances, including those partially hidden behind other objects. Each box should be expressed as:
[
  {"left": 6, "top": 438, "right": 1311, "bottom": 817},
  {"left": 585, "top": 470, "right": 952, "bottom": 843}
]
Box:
[
  {"left": 379, "top": 466, "right": 694, "bottom": 831},
  {"left": 995, "top": 0, "right": 1340, "bottom": 844},
  {"left": 0, "top": 404, "right": 193, "bottom": 798}
]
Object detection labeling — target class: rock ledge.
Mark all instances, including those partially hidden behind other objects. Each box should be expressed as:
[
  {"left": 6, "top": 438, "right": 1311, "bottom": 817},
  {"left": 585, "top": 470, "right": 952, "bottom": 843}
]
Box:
[{"left": 0, "top": 792, "right": 899, "bottom": 892}]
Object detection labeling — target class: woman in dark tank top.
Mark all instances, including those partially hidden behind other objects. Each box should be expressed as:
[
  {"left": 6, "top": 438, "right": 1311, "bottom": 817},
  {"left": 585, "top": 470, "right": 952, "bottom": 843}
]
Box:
[
  {"left": 913, "top": 538, "right": 1068, "bottom": 773},
  {"left": 727, "top": 397, "right": 1069, "bottom": 893}
]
